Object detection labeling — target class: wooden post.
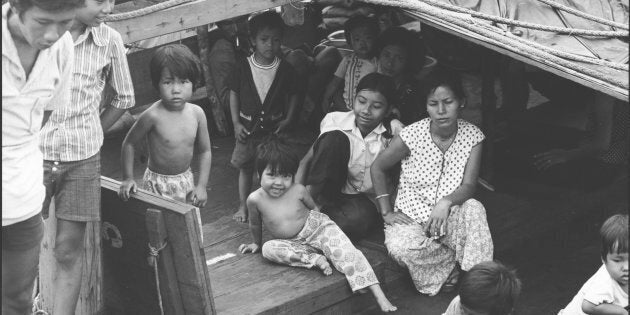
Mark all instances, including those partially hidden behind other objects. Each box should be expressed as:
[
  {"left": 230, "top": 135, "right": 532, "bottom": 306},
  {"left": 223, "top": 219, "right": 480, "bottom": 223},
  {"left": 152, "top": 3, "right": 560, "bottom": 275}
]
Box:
[
  {"left": 480, "top": 49, "right": 498, "bottom": 184},
  {"left": 146, "top": 209, "right": 185, "bottom": 315},
  {"left": 39, "top": 199, "right": 103, "bottom": 314},
  {"left": 197, "top": 25, "right": 230, "bottom": 136}
]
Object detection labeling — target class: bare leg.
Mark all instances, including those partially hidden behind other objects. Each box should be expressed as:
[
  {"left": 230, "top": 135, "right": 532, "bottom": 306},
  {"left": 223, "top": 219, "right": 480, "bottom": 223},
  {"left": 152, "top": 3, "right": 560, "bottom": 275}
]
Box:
[
  {"left": 233, "top": 168, "right": 253, "bottom": 223},
  {"left": 52, "top": 219, "right": 87, "bottom": 315},
  {"left": 368, "top": 284, "right": 397, "bottom": 312},
  {"left": 2, "top": 245, "right": 41, "bottom": 315}
]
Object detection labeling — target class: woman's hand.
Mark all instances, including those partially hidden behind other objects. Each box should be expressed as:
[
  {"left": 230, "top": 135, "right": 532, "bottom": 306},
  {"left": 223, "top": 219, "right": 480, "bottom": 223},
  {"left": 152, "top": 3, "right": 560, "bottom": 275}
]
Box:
[
  {"left": 533, "top": 149, "right": 571, "bottom": 171},
  {"left": 424, "top": 199, "right": 451, "bottom": 237},
  {"left": 383, "top": 211, "right": 415, "bottom": 225}
]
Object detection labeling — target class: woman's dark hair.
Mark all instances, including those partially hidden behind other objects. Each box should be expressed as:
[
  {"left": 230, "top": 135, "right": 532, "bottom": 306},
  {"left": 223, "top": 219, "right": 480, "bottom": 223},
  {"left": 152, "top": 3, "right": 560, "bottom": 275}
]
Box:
[
  {"left": 422, "top": 68, "right": 466, "bottom": 103},
  {"left": 343, "top": 15, "right": 379, "bottom": 47},
  {"left": 248, "top": 10, "right": 285, "bottom": 38},
  {"left": 149, "top": 44, "right": 203, "bottom": 91},
  {"left": 10, "top": 0, "right": 83, "bottom": 17},
  {"left": 459, "top": 261, "right": 522, "bottom": 315},
  {"left": 600, "top": 213, "right": 629, "bottom": 260},
  {"left": 255, "top": 134, "right": 299, "bottom": 179},
  {"left": 355, "top": 73, "right": 396, "bottom": 138},
  {"left": 375, "top": 26, "right": 426, "bottom": 77}
]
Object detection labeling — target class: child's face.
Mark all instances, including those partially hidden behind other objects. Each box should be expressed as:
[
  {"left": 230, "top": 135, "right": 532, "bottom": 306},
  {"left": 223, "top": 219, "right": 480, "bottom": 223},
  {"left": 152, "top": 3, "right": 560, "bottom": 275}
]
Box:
[
  {"left": 11, "top": 5, "right": 75, "bottom": 50},
  {"left": 158, "top": 68, "right": 193, "bottom": 109},
  {"left": 260, "top": 165, "right": 293, "bottom": 198},
  {"left": 353, "top": 89, "right": 390, "bottom": 134},
  {"left": 350, "top": 26, "right": 375, "bottom": 58},
  {"left": 75, "top": 0, "right": 114, "bottom": 27},
  {"left": 378, "top": 44, "right": 408, "bottom": 79},
  {"left": 251, "top": 27, "right": 281, "bottom": 64},
  {"left": 604, "top": 251, "right": 629, "bottom": 287},
  {"left": 427, "top": 85, "right": 463, "bottom": 129}
]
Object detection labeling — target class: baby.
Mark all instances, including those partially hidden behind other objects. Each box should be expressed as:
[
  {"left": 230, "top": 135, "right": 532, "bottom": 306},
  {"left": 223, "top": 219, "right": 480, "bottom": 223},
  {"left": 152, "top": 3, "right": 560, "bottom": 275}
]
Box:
[{"left": 239, "top": 135, "right": 397, "bottom": 312}]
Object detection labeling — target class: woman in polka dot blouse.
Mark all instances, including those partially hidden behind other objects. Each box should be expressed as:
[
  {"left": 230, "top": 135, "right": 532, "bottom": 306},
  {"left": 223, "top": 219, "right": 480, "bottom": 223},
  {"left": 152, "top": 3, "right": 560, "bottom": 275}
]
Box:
[{"left": 371, "top": 70, "right": 494, "bottom": 296}]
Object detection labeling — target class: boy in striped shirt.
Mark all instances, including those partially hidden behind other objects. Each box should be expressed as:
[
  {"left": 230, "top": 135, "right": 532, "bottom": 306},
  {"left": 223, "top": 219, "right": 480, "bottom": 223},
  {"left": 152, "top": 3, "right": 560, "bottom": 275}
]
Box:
[{"left": 39, "top": 0, "right": 134, "bottom": 313}]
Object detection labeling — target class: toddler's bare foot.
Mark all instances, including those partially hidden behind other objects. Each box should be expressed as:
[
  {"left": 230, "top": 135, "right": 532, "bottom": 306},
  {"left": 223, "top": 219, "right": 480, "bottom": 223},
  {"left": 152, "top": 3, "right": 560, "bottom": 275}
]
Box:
[
  {"left": 232, "top": 206, "right": 248, "bottom": 223},
  {"left": 315, "top": 256, "right": 332, "bottom": 276},
  {"left": 369, "top": 284, "right": 397, "bottom": 313}
]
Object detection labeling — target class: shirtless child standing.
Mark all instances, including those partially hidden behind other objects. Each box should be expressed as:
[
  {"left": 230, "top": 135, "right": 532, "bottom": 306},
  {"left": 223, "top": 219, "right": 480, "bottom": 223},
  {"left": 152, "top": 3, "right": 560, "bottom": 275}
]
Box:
[
  {"left": 238, "top": 135, "right": 397, "bottom": 312},
  {"left": 119, "top": 44, "right": 211, "bottom": 207}
]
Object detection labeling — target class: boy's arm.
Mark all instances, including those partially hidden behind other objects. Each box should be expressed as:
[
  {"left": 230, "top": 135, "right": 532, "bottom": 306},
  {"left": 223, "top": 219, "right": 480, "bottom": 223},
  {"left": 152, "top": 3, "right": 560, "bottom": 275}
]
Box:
[
  {"left": 102, "top": 31, "right": 135, "bottom": 133},
  {"left": 229, "top": 90, "right": 248, "bottom": 142},
  {"left": 239, "top": 194, "right": 263, "bottom": 253},
  {"left": 582, "top": 300, "right": 628, "bottom": 315},
  {"left": 191, "top": 106, "right": 212, "bottom": 207},
  {"left": 119, "top": 110, "right": 154, "bottom": 200}
]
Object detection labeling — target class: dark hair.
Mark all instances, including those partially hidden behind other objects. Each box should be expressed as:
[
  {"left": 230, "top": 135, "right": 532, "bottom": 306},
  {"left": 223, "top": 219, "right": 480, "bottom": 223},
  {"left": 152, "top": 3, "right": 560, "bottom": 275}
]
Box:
[
  {"left": 10, "top": 0, "right": 83, "bottom": 17},
  {"left": 343, "top": 15, "right": 379, "bottom": 47},
  {"left": 149, "top": 44, "right": 203, "bottom": 91},
  {"left": 248, "top": 10, "right": 284, "bottom": 38},
  {"left": 375, "top": 26, "right": 426, "bottom": 77},
  {"left": 422, "top": 68, "right": 466, "bottom": 103},
  {"left": 255, "top": 134, "right": 299, "bottom": 180},
  {"left": 600, "top": 214, "right": 629, "bottom": 260},
  {"left": 355, "top": 73, "right": 396, "bottom": 138},
  {"left": 459, "top": 261, "right": 522, "bottom": 315}
]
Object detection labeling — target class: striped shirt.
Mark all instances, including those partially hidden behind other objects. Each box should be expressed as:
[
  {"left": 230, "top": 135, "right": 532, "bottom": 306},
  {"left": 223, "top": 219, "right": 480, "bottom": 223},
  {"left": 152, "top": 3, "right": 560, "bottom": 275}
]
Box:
[
  {"left": 41, "top": 23, "right": 135, "bottom": 161},
  {"left": 333, "top": 53, "right": 378, "bottom": 109}
]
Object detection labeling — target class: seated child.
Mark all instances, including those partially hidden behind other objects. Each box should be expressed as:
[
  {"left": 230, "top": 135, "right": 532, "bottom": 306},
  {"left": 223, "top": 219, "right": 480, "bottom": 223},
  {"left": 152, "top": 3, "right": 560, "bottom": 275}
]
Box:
[
  {"left": 238, "top": 135, "right": 397, "bottom": 312},
  {"left": 230, "top": 11, "right": 300, "bottom": 223},
  {"left": 559, "top": 214, "right": 628, "bottom": 315},
  {"left": 443, "top": 260, "right": 522, "bottom": 315},
  {"left": 118, "top": 44, "right": 212, "bottom": 209},
  {"left": 321, "top": 15, "right": 379, "bottom": 113}
]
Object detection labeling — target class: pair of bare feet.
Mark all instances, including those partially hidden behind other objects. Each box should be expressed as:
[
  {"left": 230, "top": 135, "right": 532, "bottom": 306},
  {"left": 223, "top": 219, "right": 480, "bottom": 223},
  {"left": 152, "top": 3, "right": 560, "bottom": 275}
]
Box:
[
  {"left": 233, "top": 206, "right": 248, "bottom": 223},
  {"left": 314, "top": 257, "right": 397, "bottom": 312}
]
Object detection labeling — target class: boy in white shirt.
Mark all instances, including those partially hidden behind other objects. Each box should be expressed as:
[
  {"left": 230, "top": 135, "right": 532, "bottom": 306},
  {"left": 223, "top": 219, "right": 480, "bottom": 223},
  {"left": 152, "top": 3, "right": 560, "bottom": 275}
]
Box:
[{"left": 559, "top": 214, "right": 628, "bottom": 315}]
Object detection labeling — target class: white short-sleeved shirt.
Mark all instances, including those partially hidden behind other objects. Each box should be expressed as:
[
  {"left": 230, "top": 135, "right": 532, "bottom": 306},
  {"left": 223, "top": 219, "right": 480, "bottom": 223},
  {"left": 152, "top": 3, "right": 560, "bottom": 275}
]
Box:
[
  {"left": 333, "top": 53, "right": 377, "bottom": 109},
  {"left": 319, "top": 111, "right": 389, "bottom": 199},
  {"left": 2, "top": 3, "right": 74, "bottom": 226},
  {"left": 395, "top": 118, "right": 484, "bottom": 223},
  {"left": 559, "top": 264, "right": 628, "bottom": 314}
]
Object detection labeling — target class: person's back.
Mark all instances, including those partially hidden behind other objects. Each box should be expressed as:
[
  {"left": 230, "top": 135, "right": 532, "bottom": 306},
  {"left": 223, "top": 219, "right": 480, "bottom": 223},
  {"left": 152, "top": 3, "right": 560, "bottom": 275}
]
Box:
[{"left": 119, "top": 44, "right": 211, "bottom": 208}]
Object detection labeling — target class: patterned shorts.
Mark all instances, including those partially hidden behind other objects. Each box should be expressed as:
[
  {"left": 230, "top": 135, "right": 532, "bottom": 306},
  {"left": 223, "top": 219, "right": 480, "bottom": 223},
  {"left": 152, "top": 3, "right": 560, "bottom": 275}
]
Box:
[{"left": 142, "top": 168, "right": 194, "bottom": 203}]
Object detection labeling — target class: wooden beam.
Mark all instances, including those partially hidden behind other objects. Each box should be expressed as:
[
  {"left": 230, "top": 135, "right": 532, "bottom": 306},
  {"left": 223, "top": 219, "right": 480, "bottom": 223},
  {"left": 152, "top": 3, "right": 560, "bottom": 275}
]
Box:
[
  {"left": 400, "top": 9, "right": 628, "bottom": 102},
  {"left": 109, "top": 0, "right": 295, "bottom": 44}
]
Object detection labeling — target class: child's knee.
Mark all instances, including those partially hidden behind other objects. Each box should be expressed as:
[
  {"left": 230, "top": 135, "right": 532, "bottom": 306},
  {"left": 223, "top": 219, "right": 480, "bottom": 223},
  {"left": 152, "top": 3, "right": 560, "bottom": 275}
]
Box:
[{"left": 462, "top": 198, "right": 486, "bottom": 216}]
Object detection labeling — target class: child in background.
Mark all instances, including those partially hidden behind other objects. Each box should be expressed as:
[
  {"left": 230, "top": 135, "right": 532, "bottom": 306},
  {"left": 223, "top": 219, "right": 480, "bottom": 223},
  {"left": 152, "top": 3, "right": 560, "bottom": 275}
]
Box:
[
  {"left": 40, "top": 0, "right": 135, "bottom": 313},
  {"left": 119, "top": 44, "right": 211, "bottom": 209},
  {"left": 238, "top": 135, "right": 397, "bottom": 313},
  {"left": 230, "top": 11, "right": 300, "bottom": 223},
  {"left": 559, "top": 214, "right": 628, "bottom": 315},
  {"left": 443, "top": 261, "right": 522, "bottom": 315},
  {"left": 321, "top": 15, "right": 379, "bottom": 113}
]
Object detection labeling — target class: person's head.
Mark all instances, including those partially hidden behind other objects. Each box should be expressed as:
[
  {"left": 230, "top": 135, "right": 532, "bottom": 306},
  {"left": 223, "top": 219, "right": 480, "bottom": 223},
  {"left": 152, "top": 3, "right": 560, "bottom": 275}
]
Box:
[
  {"left": 8, "top": 0, "right": 83, "bottom": 50},
  {"left": 343, "top": 15, "right": 378, "bottom": 59},
  {"left": 600, "top": 214, "right": 629, "bottom": 287},
  {"left": 375, "top": 7, "right": 399, "bottom": 33},
  {"left": 376, "top": 26, "right": 426, "bottom": 80},
  {"left": 423, "top": 69, "right": 466, "bottom": 130},
  {"left": 459, "top": 261, "right": 522, "bottom": 315},
  {"left": 255, "top": 135, "right": 299, "bottom": 198},
  {"left": 353, "top": 72, "right": 395, "bottom": 135},
  {"left": 149, "top": 44, "right": 202, "bottom": 109},
  {"left": 73, "top": 0, "right": 113, "bottom": 28},
  {"left": 248, "top": 10, "right": 284, "bottom": 64}
]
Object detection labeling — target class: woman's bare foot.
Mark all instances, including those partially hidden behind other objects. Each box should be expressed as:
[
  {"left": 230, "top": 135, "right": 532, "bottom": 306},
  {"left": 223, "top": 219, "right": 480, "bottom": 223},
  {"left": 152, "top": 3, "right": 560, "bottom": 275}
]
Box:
[
  {"left": 232, "top": 206, "right": 248, "bottom": 223},
  {"left": 368, "top": 284, "right": 397, "bottom": 312},
  {"left": 315, "top": 256, "right": 332, "bottom": 275}
]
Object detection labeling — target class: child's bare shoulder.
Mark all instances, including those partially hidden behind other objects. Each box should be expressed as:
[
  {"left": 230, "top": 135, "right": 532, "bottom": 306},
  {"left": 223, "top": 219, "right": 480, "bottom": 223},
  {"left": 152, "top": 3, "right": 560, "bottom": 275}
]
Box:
[{"left": 247, "top": 188, "right": 264, "bottom": 204}]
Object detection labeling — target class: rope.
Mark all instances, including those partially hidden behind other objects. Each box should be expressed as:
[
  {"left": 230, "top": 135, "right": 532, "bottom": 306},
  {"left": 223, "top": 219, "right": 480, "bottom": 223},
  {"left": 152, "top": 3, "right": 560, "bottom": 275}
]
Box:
[
  {"left": 366, "top": 0, "right": 628, "bottom": 90},
  {"left": 105, "top": 0, "right": 194, "bottom": 22},
  {"left": 416, "top": 0, "right": 629, "bottom": 37},
  {"left": 148, "top": 241, "right": 168, "bottom": 315},
  {"left": 535, "top": 0, "right": 629, "bottom": 31}
]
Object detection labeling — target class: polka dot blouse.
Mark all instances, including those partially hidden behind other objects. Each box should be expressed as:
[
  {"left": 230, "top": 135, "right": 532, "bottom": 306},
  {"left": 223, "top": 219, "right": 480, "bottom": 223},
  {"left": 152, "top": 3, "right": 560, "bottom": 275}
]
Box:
[{"left": 395, "top": 118, "right": 485, "bottom": 223}]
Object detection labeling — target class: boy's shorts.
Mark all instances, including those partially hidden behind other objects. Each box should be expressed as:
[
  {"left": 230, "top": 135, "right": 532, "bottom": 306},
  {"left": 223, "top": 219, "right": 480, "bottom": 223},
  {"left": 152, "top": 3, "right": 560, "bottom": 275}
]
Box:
[
  {"left": 42, "top": 153, "right": 101, "bottom": 222},
  {"left": 2, "top": 213, "right": 44, "bottom": 251},
  {"left": 142, "top": 168, "right": 194, "bottom": 203},
  {"left": 230, "top": 135, "right": 267, "bottom": 170}
]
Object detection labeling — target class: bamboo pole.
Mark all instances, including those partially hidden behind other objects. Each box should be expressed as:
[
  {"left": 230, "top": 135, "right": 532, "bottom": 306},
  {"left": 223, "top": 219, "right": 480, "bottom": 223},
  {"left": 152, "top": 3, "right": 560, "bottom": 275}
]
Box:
[{"left": 196, "top": 25, "right": 230, "bottom": 136}]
